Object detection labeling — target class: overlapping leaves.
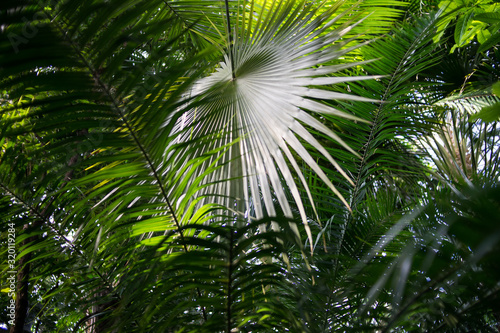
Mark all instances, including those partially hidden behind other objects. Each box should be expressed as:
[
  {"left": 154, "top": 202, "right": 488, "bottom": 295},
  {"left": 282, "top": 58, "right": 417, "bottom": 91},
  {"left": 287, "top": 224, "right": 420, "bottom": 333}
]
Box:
[{"left": 0, "top": 0, "right": 393, "bottom": 331}]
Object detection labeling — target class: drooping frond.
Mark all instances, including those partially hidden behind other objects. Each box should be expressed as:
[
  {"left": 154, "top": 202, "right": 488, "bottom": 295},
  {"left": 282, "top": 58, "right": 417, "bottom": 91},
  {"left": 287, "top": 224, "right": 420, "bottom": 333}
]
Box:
[
  {"left": 421, "top": 90, "right": 500, "bottom": 185},
  {"left": 296, "top": 10, "right": 450, "bottom": 329},
  {"left": 435, "top": 90, "right": 500, "bottom": 115},
  {"left": 352, "top": 184, "right": 500, "bottom": 332}
]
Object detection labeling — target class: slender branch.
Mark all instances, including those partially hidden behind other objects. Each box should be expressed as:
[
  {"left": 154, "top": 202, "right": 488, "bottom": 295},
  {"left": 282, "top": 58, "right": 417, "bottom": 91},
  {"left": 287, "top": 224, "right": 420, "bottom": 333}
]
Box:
[{"left": 163, "top": 0, "right": 188, "bottom": 28}]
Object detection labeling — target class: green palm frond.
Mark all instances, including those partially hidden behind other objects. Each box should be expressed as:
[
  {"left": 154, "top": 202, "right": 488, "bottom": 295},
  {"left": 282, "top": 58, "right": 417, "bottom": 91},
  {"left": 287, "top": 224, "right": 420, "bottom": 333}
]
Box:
[
  {"left": 299, "top": 183, "right": 500, "bottom": 332},
  {"left": 305, "top": 10, "right": 445, "bottom": 224},
  {"left": 285, "top": 10, "right": 452, "bottom": 330},
  {"left": 353, "top": 184, "right": 500, "bottom": 332},
  {"left": 435, "top": 90, "right": 500, "bottom": 115},
  {"left": 421, "top": 89, "right": 500, "bottom": 185},
  {"left": 295, "top": 8, "right": 495, "bottom": 331},
  {"left": 120, "top": 217, "right": 306, "bottom": 332},
  {"left": 304, "top": 10, "right": 444, "bottom": 253},
  {"left": 0, "top": 0, "right": 221, "bottom": 331}
]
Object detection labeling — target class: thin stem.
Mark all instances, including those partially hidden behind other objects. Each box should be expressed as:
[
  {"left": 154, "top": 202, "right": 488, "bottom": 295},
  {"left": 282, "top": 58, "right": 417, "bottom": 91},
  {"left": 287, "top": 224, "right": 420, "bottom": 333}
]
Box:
[{"left": 225, "top": 0, "right": 236, "bottom": 80}]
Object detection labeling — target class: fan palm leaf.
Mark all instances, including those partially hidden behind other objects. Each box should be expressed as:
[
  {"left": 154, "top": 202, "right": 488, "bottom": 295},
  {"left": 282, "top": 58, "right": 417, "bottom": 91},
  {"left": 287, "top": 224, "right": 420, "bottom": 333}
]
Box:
[{"left": 177, "top": 0, "right": 385, "bottom": 250}]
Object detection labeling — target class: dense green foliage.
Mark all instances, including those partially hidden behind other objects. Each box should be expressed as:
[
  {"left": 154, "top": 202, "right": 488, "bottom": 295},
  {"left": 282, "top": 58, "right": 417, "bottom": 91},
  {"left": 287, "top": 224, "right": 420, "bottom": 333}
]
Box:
[{"left": 1, "top": 0, "right": 499, "bottom": 332}]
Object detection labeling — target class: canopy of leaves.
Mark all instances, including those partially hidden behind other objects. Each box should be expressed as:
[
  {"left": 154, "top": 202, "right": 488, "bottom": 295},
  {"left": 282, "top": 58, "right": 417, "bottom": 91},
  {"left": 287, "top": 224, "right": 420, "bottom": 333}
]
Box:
[{"left": 1, "top": 0, "right": 499, "bottom": 332}]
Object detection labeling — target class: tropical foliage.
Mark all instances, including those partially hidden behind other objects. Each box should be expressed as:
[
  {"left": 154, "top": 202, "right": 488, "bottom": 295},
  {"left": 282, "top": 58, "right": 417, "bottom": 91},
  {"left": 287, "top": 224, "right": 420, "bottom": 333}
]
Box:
[{"left": 0, "top": 0, "right": 499, "bottom": 332}]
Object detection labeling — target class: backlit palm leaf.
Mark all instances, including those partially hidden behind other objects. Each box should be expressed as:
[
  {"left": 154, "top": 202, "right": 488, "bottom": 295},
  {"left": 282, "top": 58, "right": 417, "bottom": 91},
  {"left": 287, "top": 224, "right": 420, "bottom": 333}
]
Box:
[{"left": 176, "top": 0, "right": 380, "bottom": 247}]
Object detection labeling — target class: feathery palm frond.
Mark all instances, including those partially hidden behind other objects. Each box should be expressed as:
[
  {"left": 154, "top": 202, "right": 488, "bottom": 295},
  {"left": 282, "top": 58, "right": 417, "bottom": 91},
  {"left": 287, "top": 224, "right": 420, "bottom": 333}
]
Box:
[
  {"left": 0, "top": 0, "right": 227, "bottom": 331},
  {"left": 296, "top": 9, "right": 469, "bottom": 331},
  {"left": 303, "top": 9, "right": 446, "bottom": 229},
  {"left": 421, "top": 105, "right": 500, "bottom": 186},
  {"left": 351, "top": 184, "right": 500, "bottom": 332},
  {"left": 419, "top": 82, "right": 500, "bottom": 186},
  {"left": 307, "top": 10, "right": 445, "bottom": 252}
]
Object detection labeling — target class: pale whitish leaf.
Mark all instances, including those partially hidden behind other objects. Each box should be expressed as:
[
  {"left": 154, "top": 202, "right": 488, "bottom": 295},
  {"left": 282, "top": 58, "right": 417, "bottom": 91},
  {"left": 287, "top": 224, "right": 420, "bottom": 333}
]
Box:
[{"left": 174, "top": 1, "right": 381, "bottom": 250}]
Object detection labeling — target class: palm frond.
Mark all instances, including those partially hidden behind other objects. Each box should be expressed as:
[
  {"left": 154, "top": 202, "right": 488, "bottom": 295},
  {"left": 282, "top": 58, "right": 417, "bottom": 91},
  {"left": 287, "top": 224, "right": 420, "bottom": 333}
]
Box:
[
  {"left": 421, "top": 88, "right": 500, "bottom": 185},
  {"left": 0, "top": 0, "right": 220, "bottom": 330},
  {"left": 354, "top": 184, "right": 500, "bottom": 332},
  {"left": 175, "top": 0, "right": 389, "bottom": 252},
  {"left": 296, "top": 9, "right": 451, "bottom": 330}
]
